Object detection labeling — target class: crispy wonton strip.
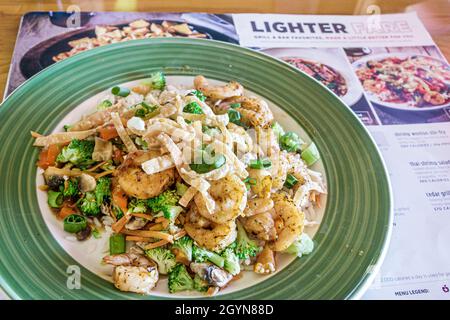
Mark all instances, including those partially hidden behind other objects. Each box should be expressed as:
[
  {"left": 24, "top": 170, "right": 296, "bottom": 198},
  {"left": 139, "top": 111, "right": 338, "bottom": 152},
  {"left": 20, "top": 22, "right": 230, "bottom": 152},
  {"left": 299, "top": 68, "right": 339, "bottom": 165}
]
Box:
[
  {"left": 111, "top": 112, "right": 137, "bottom": 152},
  {"left": 178, "top": 186, "right": 197, "bottom": 207},
  {"left": 111, "top": 212, "right": 132, "bottom": 233},
  {"left": 143, "top": 240, "right": 169, "bottom": 250},
  {"left": 122, "top": 229, "right": 173, "bottom": 243},
  {"left": 126, "top": 236, "right": 153, "bottom": 242},
  {"left": 33, "top": 129, "right": 96, "bottom": 147},
  {"left": 130, "top": 213, "right": 154, "bottom": 220},
  {"left": 141, "top": 154, "right": 175, "bottom": 175}
]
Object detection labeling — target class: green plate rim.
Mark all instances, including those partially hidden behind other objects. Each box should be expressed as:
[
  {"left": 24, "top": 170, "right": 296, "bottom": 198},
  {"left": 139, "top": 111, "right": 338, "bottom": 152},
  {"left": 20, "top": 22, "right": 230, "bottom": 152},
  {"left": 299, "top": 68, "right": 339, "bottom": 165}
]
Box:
[{"left": 0, "top": 38, "right": 393, "bottom": 300}]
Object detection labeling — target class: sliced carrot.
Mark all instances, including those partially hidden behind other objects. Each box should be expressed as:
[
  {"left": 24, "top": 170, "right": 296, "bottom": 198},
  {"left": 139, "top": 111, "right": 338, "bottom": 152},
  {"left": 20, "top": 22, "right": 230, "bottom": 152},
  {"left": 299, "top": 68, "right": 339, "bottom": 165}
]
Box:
[
  {"left": 112, "top": 187, "right": 128, "bottom": 214},
  {"left": 37, "top": 144, "right": 62, "bottom": 169},
  {"left": 37, "top": 148, "right": 49, "bottom": 169},
  {"left": 46, "top": 144, "right": 62, "bottom": 166},
  {"left": 57, "top": 205, "right": 76, "bottom": 220},
  {"left": 173, "top": 230, "right": 187, "bottom": 240},
  {"left": 98, "top": 125, "right": 118, "bottom": 141}
]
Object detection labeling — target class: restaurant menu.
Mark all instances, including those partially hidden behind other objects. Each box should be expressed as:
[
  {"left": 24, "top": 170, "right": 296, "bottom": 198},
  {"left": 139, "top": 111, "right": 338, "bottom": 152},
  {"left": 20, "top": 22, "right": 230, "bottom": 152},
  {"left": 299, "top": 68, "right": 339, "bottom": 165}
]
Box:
[{"left": 4, "top": 11, "right": 450, "bottom": 299}]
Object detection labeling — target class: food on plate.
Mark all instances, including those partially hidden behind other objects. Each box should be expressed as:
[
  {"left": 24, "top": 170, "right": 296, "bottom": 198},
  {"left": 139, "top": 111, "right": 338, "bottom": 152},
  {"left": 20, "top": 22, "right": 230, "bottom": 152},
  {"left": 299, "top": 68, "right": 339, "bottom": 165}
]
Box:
[
  {"left": 282, "top": 57, "right": 348, "bottom": 97},
  {"left": 356, "top": 55, "right": 450, "bottom": 107},
  {"left": 32, "top": 72, "right": 326, "bottom": 295},
  {"left": 52, "top": 20, "right": 207, "bottom": 62}
]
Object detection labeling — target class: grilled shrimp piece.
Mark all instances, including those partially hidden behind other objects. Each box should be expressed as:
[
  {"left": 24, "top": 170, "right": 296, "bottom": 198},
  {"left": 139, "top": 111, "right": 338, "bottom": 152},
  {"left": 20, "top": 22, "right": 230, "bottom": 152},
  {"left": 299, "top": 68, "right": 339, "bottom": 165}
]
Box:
[
  {"left": 243, "top": 197, "right": 274, "bottom": 217},
  {"left": 104, "top": 253, "right": 159, "bottom": 295},
  {"left": 103, "top": 253, "right": 156, "bottom": 267},
  {"left": 241, "top": 211, "right": 277, "bottom": 241},
  {"left": 115, "top": 150, "right": 176, "bottom": 199},
  {"left": 69, "top": 103, "right": 133, "bottom": 131},
  {"left": 194, "top": 175, "right": 247, "bottom": 224},
  {"left": 424, "top": 91, "right": 445, "bottom": 105},
  {"left": 194, "top": 75, "right": 243, "bottom": 100},
  {"left": 231, "top": 96, "right": 274, "bottom": 128},
  {"left": 247, "top": 169, "right": 272, "bottom": 199},
  {"left": 269, "top": 193, "right": 304, "bottom": 251},
  {"left": 113, "top": 266, "right": 159, "bottom": 295},
  {"left": 271, "top": 151, "right": 289, "bottom": 191},
  {"left": 184, "top": 205, "right": 237, "bottom": 252}
]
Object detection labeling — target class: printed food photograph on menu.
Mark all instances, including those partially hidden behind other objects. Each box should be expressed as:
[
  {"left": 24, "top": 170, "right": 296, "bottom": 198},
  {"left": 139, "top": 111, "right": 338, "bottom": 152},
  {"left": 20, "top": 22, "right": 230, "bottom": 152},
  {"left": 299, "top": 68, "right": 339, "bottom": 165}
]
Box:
[{"left": 0, "top": 0, "right": 449, "bottom": 310}]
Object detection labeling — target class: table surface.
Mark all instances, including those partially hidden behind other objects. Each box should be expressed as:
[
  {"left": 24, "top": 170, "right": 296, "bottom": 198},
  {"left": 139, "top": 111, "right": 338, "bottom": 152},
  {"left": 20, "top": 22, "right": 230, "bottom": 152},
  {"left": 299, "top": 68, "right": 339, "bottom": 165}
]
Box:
[{"left": 0, "top": 0, "right": 449, "bottom": 300}]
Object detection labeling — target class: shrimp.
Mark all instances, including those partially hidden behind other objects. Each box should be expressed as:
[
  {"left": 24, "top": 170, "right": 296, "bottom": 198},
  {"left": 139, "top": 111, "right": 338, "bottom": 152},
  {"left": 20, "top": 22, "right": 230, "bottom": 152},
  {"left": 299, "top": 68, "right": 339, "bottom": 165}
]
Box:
[
  {"left": 234, "top": 96, "right": 274, "bottom": 128},
  {"left": 424, "top": 91, "right": 445, "bottom": 105},
  {"left": 184, "top": 204, "right": 237, "bottom": 252},
  {"left": 103, "top": 253, "right": 155, "bottom": 267},
  {"left": 103, "top": 253, "right": 159, "bottom": 295},
  {"left": 271, "top": 151, "right": 289, "bottom": 191},
  {"left": 115, "top": 150, "right": 176, "bottom": 199},
  {"left": 113, "top": 266, "right": 159, "bottom": 295},
  {"left": 243, "top": 198, "right": 274, "bottom": 217},
  {"left": 241, "top": 211, "right": 277, "bottom": 241},
  {"left": 254, "top": 245, "right": 276, "bottom": 274},
  {"left": 194, "top": 175, "right": 247, "bottom": 224},
  {"left": 248, "top": 168, "right": 272, "bottom": 198},
  {"left": 269, "top": 193, "right": 304, "bottom": 251},
  {"left": 194, "top": 75, "right": 243, "bottom": 100}
]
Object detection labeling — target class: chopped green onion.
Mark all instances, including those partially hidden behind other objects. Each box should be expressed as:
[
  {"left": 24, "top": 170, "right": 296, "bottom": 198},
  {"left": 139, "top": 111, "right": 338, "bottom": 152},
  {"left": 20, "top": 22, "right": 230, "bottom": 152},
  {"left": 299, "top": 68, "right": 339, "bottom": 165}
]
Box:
[
  {"left": 176, "top": 182, "right": 189, "bottom": 196},
  {"left": 284, "top": 174, "right": 299, "bottom": 189},
  {"left": 183, "top": 102, "right": 204, "bottom": 114},
  {"left": 280, "top": 131, "right": 303, "bottom": 152},
  {"left": 301, "top": 142, "right": 320, "bottom": 166},
  {"left": 48, "top": 190, "right": 63, "bottom": 208},
  {"left": 228, "top": 109, "right": 241, "bottom": 124},
  {"left": 92, "top": 228, "right": 101, "bottom": 239},
  {"left": 111, "top": 86, "right": 130, "bottom": 97},
  {"left": 230, "top": 103, "right": 241, "bottom": 109},
  {"left": 109, "top": 233, "right": 126, "bottom": 255},
  {"left": 249, "top": 158, "right": 272, "bottom": 169},
  {"left": 135, "top": 137, "right": 148, "bottom": 149},
  {"left": 243, "top": 177, "right": 257, "bottom": 191},
  {"left": 63, "top": 214, "right": 87, "bottom": 233},
  {"left": 189, "top": 90, "right": 206, "bottom": 102},
  {"left": 190, "top": 154, "right": 226, "bottom": 174},
  {"left": 271, "top": 122, "right": 285, "bottom": 141},
  {"left": 97, "top": 100, "right": 113, "bottom": 110}
]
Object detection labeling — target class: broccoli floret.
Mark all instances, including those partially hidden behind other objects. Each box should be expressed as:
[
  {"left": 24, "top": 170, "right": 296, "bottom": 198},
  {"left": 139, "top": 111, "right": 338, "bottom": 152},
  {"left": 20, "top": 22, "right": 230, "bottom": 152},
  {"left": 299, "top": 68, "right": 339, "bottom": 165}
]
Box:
[
  {"left": 63, "top": 124, "right": 73, "bottom": 132},
  {"left": 271, "top": 122, "right": 285, "bottom": 141},
  {"left": 221, "top": 245, "right": 241, "bottom": 275},
  {"left": 279, "top": 132, "right": 304, "bottom": 153},
  {"left": 141, "top": 71, "right": 166, "bottom": 90},
  {"left": 95, "top": 177, "right": 111, "bottom": 204},
  {"left": 46, "top": 175, "right": 64, "bottom": 191},
  {"left": 56, "top": 139, "right": 95, "bottom": 166},
  {"left": 283, "top": 233, "right": 314, "bottom": 258},
  {"left": 147, "top": 190, "right": 182, "bottom": 220},
  {"left": 172, "top": 236, "right": 193, "bottom": 262},
  {"left": 193, "top": 274, "right": 209, "bottom": 292},
  {"left": 129, "top": 198, "right": 148, "bottom": 213},
  {"left": 168, "top": 263, "right": 194, "bottom": 293},
  {"left": 145, "top": 247, "right": 177, "bottom": 275},
  {"left": 193, "top": 245, "right": 225, "bottom": 268},
  {"left": 78, "top": 191, "right": 100, "bottom": 216},
  {"left": 63, "top": 178, "right": 79, "bottom": 198},
  {"left": 183, "top": 102, "right": 204, "bottom": 114},
  {"left": 235, "top": 221, "right": 260, "bottom": 260}
]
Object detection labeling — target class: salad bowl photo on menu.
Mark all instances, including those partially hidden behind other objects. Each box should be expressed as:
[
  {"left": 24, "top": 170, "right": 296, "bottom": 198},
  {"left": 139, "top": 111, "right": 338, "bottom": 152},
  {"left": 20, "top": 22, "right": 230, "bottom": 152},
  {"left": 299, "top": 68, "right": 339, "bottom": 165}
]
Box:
[{"left": 0, "top": 38, "right": 392, "bottom": 299}]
